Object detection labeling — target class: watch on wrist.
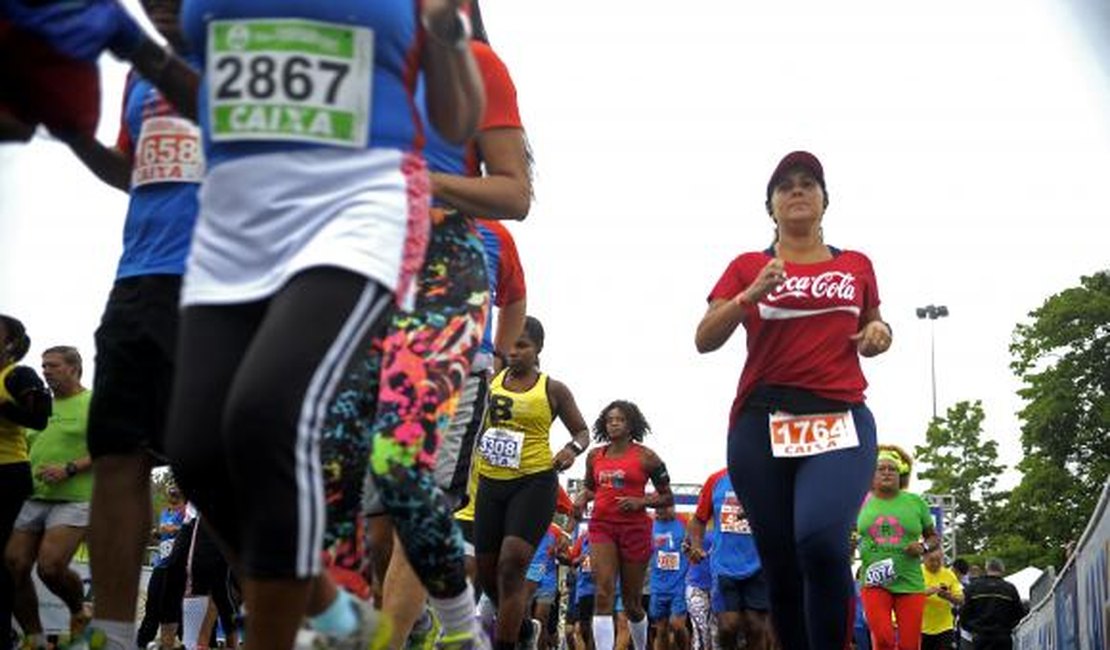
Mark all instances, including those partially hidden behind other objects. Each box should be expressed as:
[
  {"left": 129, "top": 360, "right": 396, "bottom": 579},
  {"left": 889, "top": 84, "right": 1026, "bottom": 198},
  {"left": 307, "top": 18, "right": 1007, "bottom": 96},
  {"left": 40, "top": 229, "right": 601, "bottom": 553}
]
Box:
[
  {"left": 567, "top": 439, "right": 585, "bottom": 455},
  {"left": 65, "top": 461, "right": 78, "bottom": 477}
]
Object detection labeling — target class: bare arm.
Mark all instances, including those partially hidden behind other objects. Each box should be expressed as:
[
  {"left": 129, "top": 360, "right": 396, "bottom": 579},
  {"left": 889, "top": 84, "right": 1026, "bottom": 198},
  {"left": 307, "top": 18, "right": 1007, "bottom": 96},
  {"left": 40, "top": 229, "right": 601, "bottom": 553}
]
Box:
[
  {"left": 549, "top": 378, "right": 590, "bottom": 471},
  {"left": 683, "top": 516, "right": 708, "bottom": 563},
  {"left": 695, "top": 298, "right": 750, "bottom": 354},
  {"left": 420, "top": 2, "right": 484, "bottom": 144},
  {"left": 65, "top": 135, "right": 131, "bottom": 192},
  {"left": 430, "top": 128, "right": 531, "bottom": 219},
  {"left": 695, "top": 257, "right": 785, "bottom": 353},
  {"left": 642, "top": 448, "right": 674, "bottom": 509},
  {"left": 127, "top": 39, "right": 199, "bottom": 121},
  {"left": 492, "top": 297, "right": 526, "bottom": 371}
]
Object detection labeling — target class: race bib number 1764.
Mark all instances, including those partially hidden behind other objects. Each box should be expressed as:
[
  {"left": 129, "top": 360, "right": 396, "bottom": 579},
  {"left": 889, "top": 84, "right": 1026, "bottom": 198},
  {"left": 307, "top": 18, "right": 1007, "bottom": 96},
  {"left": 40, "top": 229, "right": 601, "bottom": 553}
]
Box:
[
  {"left": 207, "top": 19, "right": 373, "bottom": 147},
  {"left": 769, "top": 411, "right": 859, "bottom": 458}
]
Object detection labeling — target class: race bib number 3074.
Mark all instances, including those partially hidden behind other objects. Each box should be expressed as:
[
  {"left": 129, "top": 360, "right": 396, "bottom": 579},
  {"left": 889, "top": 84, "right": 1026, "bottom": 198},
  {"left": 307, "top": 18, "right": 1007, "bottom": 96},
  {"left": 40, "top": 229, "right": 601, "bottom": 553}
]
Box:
[
  {"left": 207, "top": 19, "right": 373, "bottom": 147},
  {"left": 769, "top": 411, "right": 859, "bottom": 458}
]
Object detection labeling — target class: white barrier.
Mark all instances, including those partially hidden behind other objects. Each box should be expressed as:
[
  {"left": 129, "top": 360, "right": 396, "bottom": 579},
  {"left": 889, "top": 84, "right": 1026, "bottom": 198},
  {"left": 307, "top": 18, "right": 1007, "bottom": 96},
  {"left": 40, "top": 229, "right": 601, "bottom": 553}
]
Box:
[{"left": 1014, "top": 478, "right": 1110, "bottom": 650}]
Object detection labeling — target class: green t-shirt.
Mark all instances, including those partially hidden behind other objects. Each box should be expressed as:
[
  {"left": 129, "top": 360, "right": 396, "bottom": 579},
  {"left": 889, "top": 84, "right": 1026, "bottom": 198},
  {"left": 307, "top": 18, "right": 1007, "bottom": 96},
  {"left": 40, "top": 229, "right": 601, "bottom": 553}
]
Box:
[
  {"left": 29, "top": 389, "right": 92, "bottom": 502},
  {"left": 856, "top": 490, "right": 932, "bottom": 594}
]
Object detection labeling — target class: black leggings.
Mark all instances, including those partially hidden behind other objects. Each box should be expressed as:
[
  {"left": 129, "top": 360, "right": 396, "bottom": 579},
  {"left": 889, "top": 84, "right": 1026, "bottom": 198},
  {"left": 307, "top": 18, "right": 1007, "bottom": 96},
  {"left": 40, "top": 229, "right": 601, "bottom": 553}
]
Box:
[
  {"left": 0, "top": 462, "right": 32, "bottom": 647},
  {"left": 165, "top": 268, "right": 392, "bottom": 579}
]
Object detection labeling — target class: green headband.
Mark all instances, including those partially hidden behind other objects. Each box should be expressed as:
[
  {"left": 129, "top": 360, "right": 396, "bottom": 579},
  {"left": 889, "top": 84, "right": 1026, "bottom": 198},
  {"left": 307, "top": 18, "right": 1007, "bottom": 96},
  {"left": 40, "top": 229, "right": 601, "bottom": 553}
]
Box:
[{"left": 877, "top": 450, "right": 909, "bottom": 475}]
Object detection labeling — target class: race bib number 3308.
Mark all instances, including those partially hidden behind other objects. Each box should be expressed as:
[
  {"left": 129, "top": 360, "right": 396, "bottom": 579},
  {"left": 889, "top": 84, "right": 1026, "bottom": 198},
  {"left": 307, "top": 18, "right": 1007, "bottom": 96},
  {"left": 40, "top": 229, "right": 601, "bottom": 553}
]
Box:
[{"left": 207, "top": 19, "right": 373, "bottom": 147}]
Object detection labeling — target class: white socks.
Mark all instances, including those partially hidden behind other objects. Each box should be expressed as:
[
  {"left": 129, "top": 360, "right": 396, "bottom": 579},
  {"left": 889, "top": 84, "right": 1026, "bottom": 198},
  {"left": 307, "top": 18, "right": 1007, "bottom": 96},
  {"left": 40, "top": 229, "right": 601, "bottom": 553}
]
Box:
[
  {"left": 430, "top": 583, "right": 479, "bottom": 635},
  {"left": 592, "top": 615, "right": 615, "bottom": 650},
  {"left": 629, "top": 614, "right": 648, "bottom": 650}
]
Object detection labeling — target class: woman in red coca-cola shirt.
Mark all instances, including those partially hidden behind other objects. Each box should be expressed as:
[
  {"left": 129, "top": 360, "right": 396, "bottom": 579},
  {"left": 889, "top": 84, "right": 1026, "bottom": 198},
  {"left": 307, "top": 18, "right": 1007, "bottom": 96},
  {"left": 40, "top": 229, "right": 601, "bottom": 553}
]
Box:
[
  {"left": 573, "top": 400, "right": 673, "bottom": 650},
  {"left": 695, "top": 151, "right": 893, "bottom": 650}
]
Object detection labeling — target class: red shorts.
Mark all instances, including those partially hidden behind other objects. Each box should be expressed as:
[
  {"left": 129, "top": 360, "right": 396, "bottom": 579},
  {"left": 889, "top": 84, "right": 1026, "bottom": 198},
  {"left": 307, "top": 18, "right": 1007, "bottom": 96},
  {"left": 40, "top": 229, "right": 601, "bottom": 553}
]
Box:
[
  {"left": 589, "top": 517, "right": 653, "bottom": 563},
  {"left": 0, "top": 21, "right": 100, "bottom": 137}
]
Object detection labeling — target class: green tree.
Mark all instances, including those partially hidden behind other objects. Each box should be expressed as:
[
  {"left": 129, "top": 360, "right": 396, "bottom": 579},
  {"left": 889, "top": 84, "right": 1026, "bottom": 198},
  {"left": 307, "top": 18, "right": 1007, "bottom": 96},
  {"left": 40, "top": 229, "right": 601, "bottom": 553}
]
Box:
[
  {"left": 914, "top": 400, "right": 1005, "bottom": 556},
  {"left": 1006, "top": 270, "right": 1110, "bottom": 567}
]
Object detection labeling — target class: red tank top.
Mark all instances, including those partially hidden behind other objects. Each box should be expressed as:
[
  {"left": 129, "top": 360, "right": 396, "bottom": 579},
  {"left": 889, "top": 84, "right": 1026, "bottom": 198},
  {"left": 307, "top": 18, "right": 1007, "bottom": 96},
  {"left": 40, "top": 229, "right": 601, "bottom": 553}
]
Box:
[{"left": 591, "top": 443, "right": 649, "bottom": 524}]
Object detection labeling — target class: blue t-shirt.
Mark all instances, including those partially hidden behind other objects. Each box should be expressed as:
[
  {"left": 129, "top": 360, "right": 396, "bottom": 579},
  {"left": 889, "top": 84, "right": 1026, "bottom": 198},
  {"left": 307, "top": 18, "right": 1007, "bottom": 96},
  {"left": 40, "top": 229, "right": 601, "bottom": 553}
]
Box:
[
  {"left": 115, "top": 74, "right": 199, "bottom": 279},
  {"left": 650, "top": 518, "right": 688, "bottom": 595},
  {"left": 686, "top": 535, "right": 713, "bottom": 590},
  {"left": 695, "top": 469, "right": 762, "bottom": 580},
  {"left": 181, "top": 0, "right": 424, "bottom": 167},
  {"left": 574, "top": 528, "right": 595, "bottom": 599},
  {"left": 527, "top": 527, "right": 558, "bottom": 586},
  {"left": 153, "top": 506, "right": 186, "bottom": 568}
]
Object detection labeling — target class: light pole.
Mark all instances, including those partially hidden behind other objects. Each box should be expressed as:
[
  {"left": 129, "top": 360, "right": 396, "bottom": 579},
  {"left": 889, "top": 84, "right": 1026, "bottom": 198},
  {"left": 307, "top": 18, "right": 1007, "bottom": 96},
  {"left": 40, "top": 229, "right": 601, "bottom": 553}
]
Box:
[{"left": 915, "top": 304, "right": 949, "bottom": 420}]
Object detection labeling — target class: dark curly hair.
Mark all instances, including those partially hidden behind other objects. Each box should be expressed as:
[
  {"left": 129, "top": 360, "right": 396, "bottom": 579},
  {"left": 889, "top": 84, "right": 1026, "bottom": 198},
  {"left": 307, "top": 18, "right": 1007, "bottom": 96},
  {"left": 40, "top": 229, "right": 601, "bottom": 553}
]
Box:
[
  {"left": 0, "top": 315, "right": 31, "bottom": 362},
  {"left": 592, "top": 400, "right": 651, "bottom": 443}
]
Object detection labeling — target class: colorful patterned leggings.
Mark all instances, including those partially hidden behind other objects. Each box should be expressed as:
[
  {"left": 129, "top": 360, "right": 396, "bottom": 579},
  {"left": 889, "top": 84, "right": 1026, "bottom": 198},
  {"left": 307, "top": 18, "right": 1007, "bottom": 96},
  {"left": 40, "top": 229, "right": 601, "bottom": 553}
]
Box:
[
  {"left": 321, "top": 216, "right": 489, "bottom": 598},
  {"left": 685, "top": 585, "right": 714, "bottom": 650}
]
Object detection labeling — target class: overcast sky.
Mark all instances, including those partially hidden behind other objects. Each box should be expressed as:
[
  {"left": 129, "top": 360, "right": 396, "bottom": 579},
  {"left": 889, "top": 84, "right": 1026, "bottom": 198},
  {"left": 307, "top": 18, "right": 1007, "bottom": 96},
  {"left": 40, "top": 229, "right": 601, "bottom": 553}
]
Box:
[{"left": 1, "top": 0, "right": 1108, "bottom": 491}]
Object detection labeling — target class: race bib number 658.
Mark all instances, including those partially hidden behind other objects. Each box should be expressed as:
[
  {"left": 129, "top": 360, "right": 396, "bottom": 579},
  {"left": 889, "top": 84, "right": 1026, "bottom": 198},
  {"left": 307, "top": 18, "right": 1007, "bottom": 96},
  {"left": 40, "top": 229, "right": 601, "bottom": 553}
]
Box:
[{"left": 207, "top": 19, "right": 373, "bottom": 147}]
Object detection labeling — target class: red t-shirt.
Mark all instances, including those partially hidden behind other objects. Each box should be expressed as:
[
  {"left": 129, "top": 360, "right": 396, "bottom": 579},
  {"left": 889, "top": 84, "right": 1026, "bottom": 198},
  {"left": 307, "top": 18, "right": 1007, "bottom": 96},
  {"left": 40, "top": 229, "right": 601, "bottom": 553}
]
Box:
[
  {"left": 590, "top": 443, "right": 650, "bottom": 524},
  {"left": 708, "top": 248, "right": 880, "bottom": 427},
  {"left": 464, "top": 41, "right": 523, "bottom": 176}
]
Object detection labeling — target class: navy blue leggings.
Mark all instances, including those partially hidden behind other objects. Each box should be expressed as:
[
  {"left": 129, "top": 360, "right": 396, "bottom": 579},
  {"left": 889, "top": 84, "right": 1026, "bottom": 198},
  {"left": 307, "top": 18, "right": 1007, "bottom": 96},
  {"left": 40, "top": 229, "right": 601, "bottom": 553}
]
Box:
[{"left": 727, "top": 404, "right": 877, "bottom": 650}]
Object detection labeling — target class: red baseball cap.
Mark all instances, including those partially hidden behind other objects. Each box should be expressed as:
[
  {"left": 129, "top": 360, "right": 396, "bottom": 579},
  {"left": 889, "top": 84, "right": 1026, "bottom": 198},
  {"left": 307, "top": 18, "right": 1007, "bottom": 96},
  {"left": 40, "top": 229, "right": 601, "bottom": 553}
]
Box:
[{"left": 766, "top": 151, "right": 826, "bottom": 202}]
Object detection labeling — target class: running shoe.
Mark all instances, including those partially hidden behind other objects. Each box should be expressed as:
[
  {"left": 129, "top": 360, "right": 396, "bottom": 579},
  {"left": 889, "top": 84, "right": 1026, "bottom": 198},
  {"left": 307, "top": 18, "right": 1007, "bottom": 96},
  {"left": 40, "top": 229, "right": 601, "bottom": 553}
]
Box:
[
  {"left": 404, "top": 607, "right": 438, "bottom": 650},
  {"left": 62, "top": 627, "right": 110, "bottom": 650},
  {"left": 300, "top": 597, "right": 392, "bottom": 650},
  {"left": 435, "top": 629, "right": 491, "bottom": 650}
]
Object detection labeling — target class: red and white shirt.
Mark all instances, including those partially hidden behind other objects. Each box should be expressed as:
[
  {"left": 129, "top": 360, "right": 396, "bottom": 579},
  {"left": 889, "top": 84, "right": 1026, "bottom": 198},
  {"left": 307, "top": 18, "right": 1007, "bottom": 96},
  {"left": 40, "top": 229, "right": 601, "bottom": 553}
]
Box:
[{"left": 708, "top": 247, "right": 881, "bottom": 427}]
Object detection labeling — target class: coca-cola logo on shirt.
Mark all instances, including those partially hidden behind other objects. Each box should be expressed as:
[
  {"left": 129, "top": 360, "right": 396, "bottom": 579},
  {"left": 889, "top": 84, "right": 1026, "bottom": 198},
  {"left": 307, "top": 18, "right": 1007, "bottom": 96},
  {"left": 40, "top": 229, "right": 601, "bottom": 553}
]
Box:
[{"left": 765, "top": 271, "right": 857, "bottom": 303}]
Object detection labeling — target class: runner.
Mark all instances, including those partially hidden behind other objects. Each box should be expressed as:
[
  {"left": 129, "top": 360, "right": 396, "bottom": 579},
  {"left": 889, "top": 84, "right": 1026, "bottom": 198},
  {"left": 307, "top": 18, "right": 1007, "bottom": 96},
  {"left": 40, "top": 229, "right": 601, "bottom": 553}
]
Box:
[
  {"left": 686, "top": 469, "right": 773, "bottom": 650},
  {"left": 0, "top": 315, "right": 51, "bottom": 649},
  {"left": 474, "top": 316, "right": 591, "bottom": 650},
  {"left": 360, "top": 8, "right": 534, "bottom": 646},
  {"left": 8, "top": 1, "right": 487, "bottom": 648},
  {"left": 137, "top": 484, "right": 187, "bottom": 650},
  {"left": 6, "top": 346, "right": 93, "bottom": 648},
  {"left": 573, "top": 400, "right": 674, "bottom": 650},
  {"left": 648, "top": 506, "right": 688, "bottom": 650},
  {"left": 48, "top": 4, "right": 205, "bottom": 646},
  {"left": 696, "top": 151, "right": 890, "bottom": 649},
  {"left": 683, "top": 536, "right": 714, "bottom": 650},
  {"left": 856, "top": 445, "right": 938, "bottom": 650},
  {"left": 568, "top": 522, "right": 596, "bottom": 650}
]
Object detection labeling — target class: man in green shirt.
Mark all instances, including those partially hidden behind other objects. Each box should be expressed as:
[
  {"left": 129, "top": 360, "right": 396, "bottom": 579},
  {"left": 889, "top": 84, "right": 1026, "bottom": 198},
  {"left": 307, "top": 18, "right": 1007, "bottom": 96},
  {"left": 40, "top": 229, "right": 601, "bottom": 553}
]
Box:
[{"left": 4, "top": 346, "right": 92, "bottom": 649}]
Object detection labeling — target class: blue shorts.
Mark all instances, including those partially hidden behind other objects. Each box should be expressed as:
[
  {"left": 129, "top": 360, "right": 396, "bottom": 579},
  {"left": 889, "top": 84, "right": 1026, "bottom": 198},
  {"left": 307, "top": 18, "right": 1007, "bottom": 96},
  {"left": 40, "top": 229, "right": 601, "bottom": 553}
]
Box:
[
  {"left": 649, "top": 590, "right": 688, "bottom": 621},
  {"left": 711, "top": 572, "right": 770, "bottom": 613}
]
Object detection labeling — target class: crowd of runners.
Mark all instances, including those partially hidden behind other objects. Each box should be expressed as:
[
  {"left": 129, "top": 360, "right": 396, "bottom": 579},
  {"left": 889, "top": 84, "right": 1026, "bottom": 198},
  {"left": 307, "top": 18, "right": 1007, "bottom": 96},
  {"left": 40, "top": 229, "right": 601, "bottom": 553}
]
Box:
[{"left": 0, "top": 1, "right": 988, "bottom": 650}]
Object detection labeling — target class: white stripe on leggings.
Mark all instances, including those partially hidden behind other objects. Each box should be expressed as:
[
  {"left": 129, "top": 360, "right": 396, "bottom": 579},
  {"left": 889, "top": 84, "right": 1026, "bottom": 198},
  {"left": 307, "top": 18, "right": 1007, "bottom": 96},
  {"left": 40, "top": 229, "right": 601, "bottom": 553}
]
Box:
[{"left": 295, "top": 281, "right": 390, "bottom": 577}]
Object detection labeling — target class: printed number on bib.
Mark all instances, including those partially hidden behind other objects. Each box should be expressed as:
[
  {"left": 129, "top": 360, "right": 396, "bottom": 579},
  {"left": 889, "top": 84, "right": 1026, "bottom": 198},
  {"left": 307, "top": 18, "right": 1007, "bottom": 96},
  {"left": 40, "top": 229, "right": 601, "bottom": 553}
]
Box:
[
  {"left": 769, "top": 411, "right": 859, "bottom": 458},
  {"left": 132, "top": 117, "right": 204, "bottom": 187},
  {"left": 479, "top": 428, "right": 525, "bottom": 468},
  {"left": 207, "top": 19, "right": 372, "bottom": 147},
  {"left": 720, "top": 503, "right": 751, "bottom": 534},
  {"left": 864, "top": 558, "right": 897, "bottom": 588},
  {"left": 581, "top": 554, "right": 592, "bottom": 573},
  {"left": 157, "top": 539, "right": 174, "bottom": 561},
  {"left": 657, "top": 551, "right": 681, "bottom": 571}
]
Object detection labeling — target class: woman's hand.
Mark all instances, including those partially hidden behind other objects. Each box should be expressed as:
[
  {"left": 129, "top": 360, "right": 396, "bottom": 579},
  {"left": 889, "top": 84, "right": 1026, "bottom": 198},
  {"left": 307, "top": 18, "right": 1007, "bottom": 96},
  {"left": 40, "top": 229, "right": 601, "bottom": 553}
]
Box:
[
  {"left": 615, "top": 496, "right": 645, "bottom": 512},
  {"left": 852, "top": 320, "right": 892, "bottom": 358},
  {"left": 739, "top": 258, "right": 786, "bottom": 305},
  {"left": 552, "top": 448, "right": 576, "bottom": 472}
]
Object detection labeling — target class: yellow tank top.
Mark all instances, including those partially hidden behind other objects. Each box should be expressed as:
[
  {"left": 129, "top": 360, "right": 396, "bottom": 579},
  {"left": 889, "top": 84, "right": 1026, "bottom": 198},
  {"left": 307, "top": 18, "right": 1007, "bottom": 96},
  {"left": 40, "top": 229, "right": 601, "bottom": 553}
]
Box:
[
  {"left": 0, "top": 363, "right": 30, "bottom": 464},
  {"left": 477, "top": 371, "right": 554, "bottom": 480}
]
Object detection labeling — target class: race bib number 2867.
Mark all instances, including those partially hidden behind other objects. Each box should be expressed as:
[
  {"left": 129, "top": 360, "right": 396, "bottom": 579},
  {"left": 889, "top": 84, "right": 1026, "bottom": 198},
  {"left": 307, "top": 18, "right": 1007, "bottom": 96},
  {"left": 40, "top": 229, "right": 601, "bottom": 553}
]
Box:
[{"left": 207, "top": 19, "right": 373, "bottom": 147}]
